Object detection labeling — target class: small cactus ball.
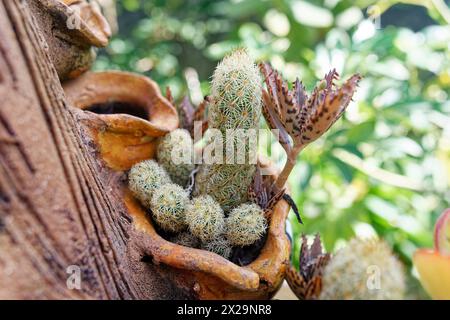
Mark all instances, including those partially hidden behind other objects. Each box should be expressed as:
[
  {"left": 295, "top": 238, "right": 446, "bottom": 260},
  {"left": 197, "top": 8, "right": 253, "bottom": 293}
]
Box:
[
  {"left": 157, "top": 129, "right": 195, "bottom": 186},
  {"left": 225, "top": 203, "right": 267, "bottom": 247},
  {"left": 185, "top": 195, "right": 225, "bottom": 242},
  {"left": 149, "top": 183, "right": 189, "bottom": 233},
  {"left": 128, "top": 159, "right": 171, "bottom": 208},
  {"left": 320, "top": 238, "right": 406, "bottom": 300},
  {"left": 202, "top": 236, "right": 233, "bottom": 259},
  {"left": 171, "top": 231, "right": 200, "bottom": 248}
]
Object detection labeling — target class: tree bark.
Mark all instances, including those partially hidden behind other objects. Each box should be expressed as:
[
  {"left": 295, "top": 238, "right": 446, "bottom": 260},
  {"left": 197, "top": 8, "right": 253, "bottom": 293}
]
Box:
[{"left": 0, "top": 0, "right": 188, "bottom": 299}]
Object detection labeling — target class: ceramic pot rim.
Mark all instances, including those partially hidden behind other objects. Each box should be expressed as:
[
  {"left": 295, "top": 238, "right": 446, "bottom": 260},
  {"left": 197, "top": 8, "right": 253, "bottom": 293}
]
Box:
[
  {"left": 40, "top": 0, "right": 111, "bottom": 47},
  {"left": 63, "top": 71, "right": 179, "bottom": 136}
]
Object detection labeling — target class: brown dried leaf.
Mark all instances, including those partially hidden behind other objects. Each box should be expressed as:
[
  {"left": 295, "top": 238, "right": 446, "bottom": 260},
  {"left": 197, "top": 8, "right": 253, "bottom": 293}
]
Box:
[
  {"left": 191, "top": 96, "right": 210, "bottom": 137},
  {"left": 286, "top": 234, "right": 331, "bottom": 300},
  {"left": 178, "top": 96, "right": 195, "bottom": 132},
  {"left": 259, "top": 62, "right": 361, "bottom": 192},
  {"left": 259, "top": 62, "right": 361, "bottom": 150},
  {"left": 248, "top": 166, "right": 285, "bottom": 220}
]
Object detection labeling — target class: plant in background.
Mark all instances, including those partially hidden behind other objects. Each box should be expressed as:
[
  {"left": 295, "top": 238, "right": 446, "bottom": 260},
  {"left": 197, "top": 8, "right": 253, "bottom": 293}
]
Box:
[
  {"left": 157, "top": 128, "right": 195, "bottom": 186},
  {"left": 201, "top": 236, "right": 233, "bottom": 259},
  {"left": 194, "top": 48, "right": 262, "bottom": 211},
  {"left": 128, "top": 159, "right": 171, "bottom": 208},
  {"left": 150, "top": 183, "right": 189, "bottom": 232},
  {"left": 286, "top": 234, "right": 330, "bottom": 300},
  {"left": 320, "top": 238, "right": 405, "bottom": 300},
  {"left": 171, "top": 231, "right": 200, "bottom": 248},
  {"left": 185, "top": 195, "right": 225, "bottom": 242},
  {"left": 285, "top": 234, "right": 331, "bottom": 300},
  {"left": 225, "top": 203, "right": 267, "bottom": 247}
]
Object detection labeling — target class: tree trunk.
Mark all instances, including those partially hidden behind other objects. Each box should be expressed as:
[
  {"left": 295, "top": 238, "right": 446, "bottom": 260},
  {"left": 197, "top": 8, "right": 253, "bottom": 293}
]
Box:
[{"left": 0, "top": 0, "right": 188, "bottom": 299}]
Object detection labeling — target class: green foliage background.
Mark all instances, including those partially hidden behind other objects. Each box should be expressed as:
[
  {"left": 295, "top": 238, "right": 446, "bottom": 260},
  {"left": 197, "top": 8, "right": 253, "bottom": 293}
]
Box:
[{"left": 95, "top": 0, "right": 450, "bottom": 298}]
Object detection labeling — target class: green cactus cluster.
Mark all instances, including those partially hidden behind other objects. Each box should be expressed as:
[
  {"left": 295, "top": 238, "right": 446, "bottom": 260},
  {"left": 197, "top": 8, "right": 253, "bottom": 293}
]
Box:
[
  {"left": 157, "top": 129, "right": 195, "bottom": 187},
  {"left": 128, "top": 159, "right": 171, "bottom": 208},
  {"left": 319, "top": 238, "right": 406, "bottom": 300},
  {"left": 171, "top": 231, "right": 200, "bottom": 248},
  {"left": 225, "top": 203, "right": 267, "bottom": 247},
  {"left": 150, "top": 183, "right": 189, "bottom": 233},
  {"left": 194, "top": 164, "right": 256, "bottom": 212},
  {"left": 194, "top": 48, "right": 262, "bottom": 212},
  {"left": 128, "top": 49, "right": 269, "bottom": 261},
  {"left": 185, "top": 195, "right": 225, "bottom": 242},
  {"left": 208, "top": 48, "right": 262, "bottom": 131},
  {"left": 201, "top": 236, "right": 233, "bottom": 259}
]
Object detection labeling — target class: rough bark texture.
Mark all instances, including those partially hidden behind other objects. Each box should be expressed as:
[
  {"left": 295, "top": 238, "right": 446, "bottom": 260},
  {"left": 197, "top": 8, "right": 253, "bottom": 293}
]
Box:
[{"left": 0, "top": 0, "right": 188, "bottom": 299}]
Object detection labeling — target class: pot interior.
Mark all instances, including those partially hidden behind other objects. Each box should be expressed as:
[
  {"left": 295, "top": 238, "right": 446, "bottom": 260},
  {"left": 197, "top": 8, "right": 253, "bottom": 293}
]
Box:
[{"left": 87, "top": 101, "right": 149, "bottom": 120}]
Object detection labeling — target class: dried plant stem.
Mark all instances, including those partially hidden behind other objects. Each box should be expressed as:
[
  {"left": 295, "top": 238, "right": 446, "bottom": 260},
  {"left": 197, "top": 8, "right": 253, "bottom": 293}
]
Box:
[{"left": 274, "top": 145, "right": 304, "bottom": 190}]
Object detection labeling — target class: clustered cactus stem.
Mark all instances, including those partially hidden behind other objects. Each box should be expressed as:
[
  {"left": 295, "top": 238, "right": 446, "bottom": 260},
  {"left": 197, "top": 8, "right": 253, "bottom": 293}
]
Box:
[
  {"left": 225, "top": 203, "right": 267, "bottom": 247},
  {"left": 201, "top": 236, "right": 233, "bottom": 259},
  {"left": 128, "top": 159, "right": 171, "bottom": 208},
  {"left": 185, "top": 195, "right": 225, "bottom": 242},
  {"left": 259, "top": 63, "right": 361, "bottom": 191},
  {"left": 194, "top": 48, "right": 262, "bottom": 211},
  {"left": 150, "top": 183, "right": 190, "bottom": 233}
]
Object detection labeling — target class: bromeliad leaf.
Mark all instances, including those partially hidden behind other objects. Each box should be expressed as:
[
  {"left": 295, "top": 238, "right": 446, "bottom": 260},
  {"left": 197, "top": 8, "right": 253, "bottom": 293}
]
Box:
[
  {"left": 286, "top": 234, "right": 331, "bottom": 300},
  {"left": 248, "top": 166, "right": 285, "bottom": 221}
]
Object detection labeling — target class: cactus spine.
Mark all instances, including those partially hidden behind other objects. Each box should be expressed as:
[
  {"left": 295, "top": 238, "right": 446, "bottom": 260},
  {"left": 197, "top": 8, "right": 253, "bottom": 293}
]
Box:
[
  {"left": 320, "top": 238, "right": 405, "bottom": 300},
  {"left": 150, "top": 183, "right": 189, "bottom": 233},
  {"left": 225, "top": 203, "right": 267, "bottom": 247},
  {"left": 171, "top": 231, "right": 200, "bottom": 248},
  {"left": 157, "top": 129, "right": 195, "bottom": 187},
  {"left": 201, "top": 236, "right": 233, "bottom": 259},
  {"left": 185, "top": 195, "right": 225, "bottom": 242},
  {"left": 128, "top": 159, "right": 171, "bottom": 208},
  {"left": 194, "top": 48, "right": 262, "bottom": 211}
]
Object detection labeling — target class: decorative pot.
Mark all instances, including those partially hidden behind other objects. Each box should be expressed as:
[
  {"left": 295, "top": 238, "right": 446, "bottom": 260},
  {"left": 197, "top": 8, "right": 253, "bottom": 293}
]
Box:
[
  {"left": 64, "top": 72, "right": 291, "bottom": 299},
  {"left": 63, "top": 71, "right": 179, "bottom": 170},
  {"left": 30, "top": 0, "right": 111, "bottom": 80}
]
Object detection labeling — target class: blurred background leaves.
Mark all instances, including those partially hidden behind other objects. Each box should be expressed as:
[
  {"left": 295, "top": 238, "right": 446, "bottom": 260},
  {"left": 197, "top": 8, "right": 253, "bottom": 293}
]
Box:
[{"left": 95, "top": 0, "right": 450, "bottom": 298}]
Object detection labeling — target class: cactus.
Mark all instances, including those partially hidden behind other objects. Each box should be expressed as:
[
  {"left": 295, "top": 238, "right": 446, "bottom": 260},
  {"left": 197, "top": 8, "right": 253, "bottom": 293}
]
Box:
[
  {"left": 185, "top": 195, "right": 225, "bottom": 242},
  {"left": 171, "top": 231, "right": 200, "bottom": 248},
  {"left": 225, "top": 203, "right": 267, "bottom": 247},
  {"left": 208, "top": 48, "right": 262, "bottom": 131},
  {"left": 128, "top": 159, "right": 171, "bottom": 208},
  {"left": 202, "top": 236, "right": 233, "bottom": 259},
  {"left": 149, "top": 183, "right": 189, "bottom": 233},
  {"left": 157, "top": 129, "right": 195, "bottom": 187},
  {"left": 194, "top": 48, "right": 262, "bottom": 211},
  {"left": 320, "top": 238, "right": 405, "bottom": 300}
]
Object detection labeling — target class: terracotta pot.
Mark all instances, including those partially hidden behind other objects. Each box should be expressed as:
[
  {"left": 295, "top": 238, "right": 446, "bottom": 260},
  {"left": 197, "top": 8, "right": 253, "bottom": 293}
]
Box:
[
  {"left": 128, "top": 198, "right": 290, "bottom": 300},
  {"left": 31, "top": 0, "right": 111, "bottom": 80},
  {"left": 127, "top": 161, "right": 291, "bottom": 300},
  {"left": 65, "top": 72, "right": 290, "bottom": 299},
  {"left": 63, "top": 71, "right": 179, "bottom": 171}
]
